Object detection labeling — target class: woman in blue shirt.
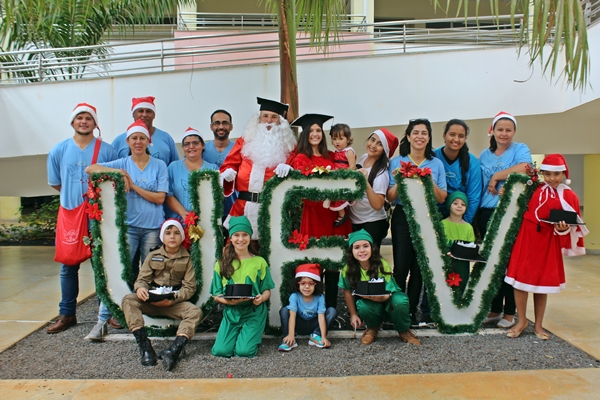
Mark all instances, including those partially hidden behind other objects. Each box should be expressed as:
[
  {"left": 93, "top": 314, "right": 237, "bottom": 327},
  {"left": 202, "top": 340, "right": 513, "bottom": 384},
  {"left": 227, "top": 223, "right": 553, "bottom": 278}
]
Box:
[
  {"left": 477, "top": 111, "right": 532, "bottom": 329},
  {"left": 387, "top": 119, "right": 447, "bottom": 325},
  {"left": 166, "top": 127, "right": 218, "bottom": 220},
  {"left": 434, "top": 119, "right": 482, "bottom": 223}
]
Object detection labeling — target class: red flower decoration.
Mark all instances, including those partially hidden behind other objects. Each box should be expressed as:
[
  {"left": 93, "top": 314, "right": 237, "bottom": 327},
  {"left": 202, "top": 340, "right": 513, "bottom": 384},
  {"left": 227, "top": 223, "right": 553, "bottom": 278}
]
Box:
[
  {"left": 446, "top": 272, "right": 462, "bottom": 287},
  {"left": 288, "top": 229, "right": 309, "bottom": 250},
  {"left": 418, "top": 167, "right": 432, "bottom": 177},
  {"left": 87, "top": 185, "right": 101, "bottom": 200},
  {"left": 86, "top": 202, "right": 103, "bottom": 221},
  {"left": 525, "top": 163, "right": 539, "bottom": 182},
  {"left": 398, "top": 161, "right": 430, "bottom": 179},
  {"left": 299, "top": 241, "right": 308, "bottom": 251},
  {"left": 184, "top": 211, "right": 199, "bottom": 227},
  {"left": 300, "top": 166, "right": 313, "bottom": 176},
  {"left": 181, "top": 229, "right": 192, "bottom": 251}
]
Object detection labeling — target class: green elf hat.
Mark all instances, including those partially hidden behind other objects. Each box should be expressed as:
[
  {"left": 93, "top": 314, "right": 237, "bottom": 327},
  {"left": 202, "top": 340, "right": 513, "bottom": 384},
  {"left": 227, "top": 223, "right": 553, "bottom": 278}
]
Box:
[
  {"left": 228, "top": 216, "right": 253, "bottom": 237},
  {"left": 348, "top": 229, "right": 373, "bottom": 247},
  {"left": 446, "top": 190, "right": 468, "bottom": 210}
]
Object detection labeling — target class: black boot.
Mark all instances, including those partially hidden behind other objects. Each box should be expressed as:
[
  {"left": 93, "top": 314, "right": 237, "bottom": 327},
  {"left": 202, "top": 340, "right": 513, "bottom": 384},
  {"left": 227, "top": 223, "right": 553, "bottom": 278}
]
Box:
[
  {"left": 132, "top": 328, "right": 157, "bottom": 366},
  {"left": 158, "top": 336, "right": 188, "bottom": 371}
]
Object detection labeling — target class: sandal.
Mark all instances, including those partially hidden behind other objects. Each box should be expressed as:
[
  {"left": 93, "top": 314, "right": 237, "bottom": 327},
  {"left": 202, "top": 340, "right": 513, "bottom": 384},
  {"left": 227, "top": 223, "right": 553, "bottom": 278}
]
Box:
[
  {"left": 506, "top": 327, "right": 525, "bottom": 338},
  {"left": 333, "top": 213, "right": 349, "bottom": 227},
  {"left": 535, "top": 331, "right": 551, "bottom": 340}
]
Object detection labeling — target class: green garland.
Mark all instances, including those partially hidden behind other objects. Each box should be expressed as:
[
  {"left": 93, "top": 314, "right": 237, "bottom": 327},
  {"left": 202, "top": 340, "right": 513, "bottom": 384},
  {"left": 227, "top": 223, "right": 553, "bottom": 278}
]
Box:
[
  {"left": 89, "top": 172, "right": 132, "bottom": 329},
  {"left": 394, "top": 172, "right": 535, "bottom": 334},
  {"left": 188, "top": 169, "right": 224, "bottom": 319},
  {"left": 257, "top": 169, "right": 366, "bottom": 334}
]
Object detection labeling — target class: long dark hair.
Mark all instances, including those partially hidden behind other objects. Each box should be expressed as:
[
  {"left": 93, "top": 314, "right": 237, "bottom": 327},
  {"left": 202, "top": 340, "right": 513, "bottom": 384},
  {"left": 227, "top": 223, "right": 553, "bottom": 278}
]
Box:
[
  {"left": 290, "top": 276, "right": 324, "bottom": 296},
  {"left": 296, "top": 123, "right": 330, "bottom": 159},
  {"left": 489, "top": 117, "right": 516, "bottom": 153},
  {"left": 443, "top": 119, "right": 470, "bottom": 186},
  {"left": 344, "top": 243, "right": 391, "bottom": 289},
  {"left": 365, "top": 135, "right": 390, "bottom": 187},
  {"left": 399, "top": 118, "right": 434, "bottom": 159},
  {"left": 218, "top": 240, "right": 260, "bottom": 279}
]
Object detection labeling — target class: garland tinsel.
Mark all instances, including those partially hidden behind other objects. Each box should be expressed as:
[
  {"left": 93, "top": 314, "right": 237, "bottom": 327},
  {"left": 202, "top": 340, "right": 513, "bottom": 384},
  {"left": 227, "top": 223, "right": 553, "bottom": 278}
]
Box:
[
  {"left": 257, "top": 169, "right": 367, "bottom": 335},
  {"left": 89, "top": 172, "right": 132, "bottom": 329},
  {"left": 188, "top": 169, "right": 224, "bottom": 320},
  {"left": 394, "top": 172, "right": 535, "bottom": 334}
]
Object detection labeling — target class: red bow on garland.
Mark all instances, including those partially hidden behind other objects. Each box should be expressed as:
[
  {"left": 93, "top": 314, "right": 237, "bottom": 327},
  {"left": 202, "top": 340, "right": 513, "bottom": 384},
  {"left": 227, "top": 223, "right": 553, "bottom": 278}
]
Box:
[{"left": 445, "top": 272, "right": 463, "bottom": 287}]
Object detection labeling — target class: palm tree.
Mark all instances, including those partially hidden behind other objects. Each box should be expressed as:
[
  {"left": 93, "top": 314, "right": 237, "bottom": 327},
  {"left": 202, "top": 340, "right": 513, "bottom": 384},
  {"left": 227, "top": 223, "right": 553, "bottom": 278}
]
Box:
[
  {"left": 0, "top": 0, "right": 194, "bottom": 81},
  {"left": 270, "top": 0, "right": 589, "bottom": 121}
]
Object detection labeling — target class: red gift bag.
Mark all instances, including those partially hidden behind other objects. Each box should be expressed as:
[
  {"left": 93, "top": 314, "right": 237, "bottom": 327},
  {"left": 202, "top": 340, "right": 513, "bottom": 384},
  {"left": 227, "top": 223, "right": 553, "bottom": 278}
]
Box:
[
  {"left": 53, "top": 139, "right": 101, "bottom": 266},
  {"left": 54, "top": 200, "right": 92, "bottom": 265}
]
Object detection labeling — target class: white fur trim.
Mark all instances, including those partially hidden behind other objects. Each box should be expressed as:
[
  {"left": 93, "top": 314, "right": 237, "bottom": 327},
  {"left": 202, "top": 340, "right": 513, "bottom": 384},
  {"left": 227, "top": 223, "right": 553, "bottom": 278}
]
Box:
[
  {"left": 127, "top": 125, "right": 150, "bottom": 139},
  {"left": 540, "top": 164, "right": 566, "bottom": 172},
  {"left": 132, "top": 102, "right": 156, "bottom": 112},
  {"left": 243, "top": 201, "right": 260, "bottom": 240},
  {"left": 504, "top": 276, "right": 565, "bottom": 294},
  {"left": 70, "top": 105, "right": 98, "bottom": 127},
  {"left": 159, "top": 220, "right": 185, "bottom": 243},
  {"left": 372, "top": 130, "right": 389, "bottom": 158},
  {"left": 295, "top": 271, "right": 321, "bottom": 282}
]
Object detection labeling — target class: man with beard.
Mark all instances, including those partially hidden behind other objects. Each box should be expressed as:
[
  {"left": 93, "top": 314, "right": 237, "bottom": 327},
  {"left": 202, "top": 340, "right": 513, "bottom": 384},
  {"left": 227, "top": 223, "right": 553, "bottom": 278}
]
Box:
[
  {"left": 220, "top": 98, "right": 297, "bottom": 239},
  {"left": 112, "top": 96, "right": 179, "bottom": 166},
  {"left": 46, "top": 103, "right": 118, "bottom": 334}
]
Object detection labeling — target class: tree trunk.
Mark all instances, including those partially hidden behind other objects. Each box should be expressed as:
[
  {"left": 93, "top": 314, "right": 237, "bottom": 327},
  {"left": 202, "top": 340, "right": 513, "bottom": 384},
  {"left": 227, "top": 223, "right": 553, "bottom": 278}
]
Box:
[{"left": 277, "top": 0, "right": 298, "bottom": 123}]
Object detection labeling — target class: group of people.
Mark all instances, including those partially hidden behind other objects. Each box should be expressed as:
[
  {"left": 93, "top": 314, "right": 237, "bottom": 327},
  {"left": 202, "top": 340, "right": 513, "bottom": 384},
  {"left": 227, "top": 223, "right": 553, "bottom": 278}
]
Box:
[{"left": 46, "top": 96, "right": 588, "bottom": 370}]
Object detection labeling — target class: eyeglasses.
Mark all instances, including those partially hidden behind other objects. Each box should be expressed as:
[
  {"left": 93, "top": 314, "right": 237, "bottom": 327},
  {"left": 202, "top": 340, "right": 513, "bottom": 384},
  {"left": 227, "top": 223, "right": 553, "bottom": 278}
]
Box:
[
  {"left": 182, "top": 140, "right": 202, "bottom": 148},
  {"left": 299, "top": 281, "right": 317, "bottom": 287},
  {"left": 211, "top": 121, "right": 231, "bottom": 127}
]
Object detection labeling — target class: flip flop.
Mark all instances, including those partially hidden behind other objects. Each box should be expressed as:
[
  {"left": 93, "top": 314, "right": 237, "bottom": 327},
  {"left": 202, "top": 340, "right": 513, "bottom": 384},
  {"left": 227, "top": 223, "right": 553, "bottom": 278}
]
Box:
[
  {"left": 534, "top": 332, "right": 551, "bottom": 340},
  {"left": 506, "top": 328, "right": 524, "bottom": 338}
]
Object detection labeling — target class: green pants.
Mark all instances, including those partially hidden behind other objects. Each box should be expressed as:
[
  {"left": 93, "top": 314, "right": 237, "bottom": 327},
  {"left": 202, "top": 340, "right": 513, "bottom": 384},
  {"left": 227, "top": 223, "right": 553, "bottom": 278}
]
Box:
[
  {"left": 356, "top": 291, "right": 411, "bottom": 332},
  {"left": 212, "top": 302, "right": 267, "bottom": 358},
  {"left": 452, "top": 260, "right": 470, "bottom": 295}
]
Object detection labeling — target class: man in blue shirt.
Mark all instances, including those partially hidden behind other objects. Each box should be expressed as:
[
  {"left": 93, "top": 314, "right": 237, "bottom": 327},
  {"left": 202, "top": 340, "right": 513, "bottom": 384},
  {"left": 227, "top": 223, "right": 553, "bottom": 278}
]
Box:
[
  {"left": 46, "top": 103, "right": 118, "bottom": 334},
  {"left": 204, "top": 109, "right": 237, "bottom": 223},
  {"left": 111, "top": 96, "right": 179, "bottom": 166}
]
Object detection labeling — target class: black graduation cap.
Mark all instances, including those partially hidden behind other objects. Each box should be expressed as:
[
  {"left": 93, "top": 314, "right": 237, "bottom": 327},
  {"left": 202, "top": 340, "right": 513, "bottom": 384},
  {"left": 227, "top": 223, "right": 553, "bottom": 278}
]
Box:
[
  {"left": 290, "top": 114, "right": 334, "bottom": 130},
  {"left": 257, "top": 97, "right": 289, "bottom": 117}
]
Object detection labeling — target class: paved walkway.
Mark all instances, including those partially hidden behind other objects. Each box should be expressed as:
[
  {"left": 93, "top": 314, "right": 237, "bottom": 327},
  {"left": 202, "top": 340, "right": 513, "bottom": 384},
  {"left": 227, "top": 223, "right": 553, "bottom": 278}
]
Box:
[{"left": 0, "top": 246, "right": 599, "bottom": 399}]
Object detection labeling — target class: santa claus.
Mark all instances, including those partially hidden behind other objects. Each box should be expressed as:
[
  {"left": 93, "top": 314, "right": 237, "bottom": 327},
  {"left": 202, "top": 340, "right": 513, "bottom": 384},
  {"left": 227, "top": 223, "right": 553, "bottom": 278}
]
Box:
[{"left": 220, "top": 98, "right": 297, "bottom": 239}]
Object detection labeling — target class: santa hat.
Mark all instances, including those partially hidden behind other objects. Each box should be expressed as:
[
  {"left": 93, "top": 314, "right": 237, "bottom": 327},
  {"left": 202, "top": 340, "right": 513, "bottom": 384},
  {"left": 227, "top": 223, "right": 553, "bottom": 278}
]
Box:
[
  {"left": 69, "top": 103, "right": 101, "bottom": 139},
  {"left": 295, "top": 263, "right": 321, "bottom": 282},
  {"left": 182, "top": 127, "right": 205, "bottom": 143},
  {"left": 371, "top": 128, "right": 399, "bottom": 158},
  {"left": 131, "top": 96, "right": 156, "bottom": 113},
  {"left": 159, "top": 219, "right": 185, "bottom": 243},
  {"left": 126, "top": 119, "right": 151, "bottom": 146},
  {"left": 541, "top": 154, "right": 571, "bottom": 185},
  {"left": 488, "top": 111, "right": 517, "bottom": 136}
]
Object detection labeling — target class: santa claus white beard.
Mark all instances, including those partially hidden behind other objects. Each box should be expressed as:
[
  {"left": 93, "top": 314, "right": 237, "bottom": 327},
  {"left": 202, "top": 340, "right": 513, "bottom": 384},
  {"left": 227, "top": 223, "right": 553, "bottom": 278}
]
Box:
[{"left": 242, "top": 120, "right": 296, "bottom": 170}]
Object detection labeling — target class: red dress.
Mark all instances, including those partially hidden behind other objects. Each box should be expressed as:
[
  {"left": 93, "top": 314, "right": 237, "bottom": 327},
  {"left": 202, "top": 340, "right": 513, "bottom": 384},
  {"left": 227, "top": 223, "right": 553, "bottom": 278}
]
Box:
[
  {"left": 291, "top": 152, "right": 352, "bottom": 238},
  {"left": 505, "top": 184, "right": 585, "bottom": 294}
]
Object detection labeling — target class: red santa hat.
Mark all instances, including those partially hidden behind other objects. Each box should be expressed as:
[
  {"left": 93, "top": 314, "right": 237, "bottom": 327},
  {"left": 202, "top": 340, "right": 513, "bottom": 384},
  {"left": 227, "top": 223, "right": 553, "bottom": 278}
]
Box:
[
  {"left": 488, "top": 111, "right": 517, "bottom": 136},
  {"left": 182, "top": 127, "right": 205, "bottom": 143},
  {"left": 371, "top": 128, "right": 399, "bottom": 158},
  {"left": 126, "top": 119, "right": 151, "bottom": 145},
  {"left": 541, "top": 154, "right": 571, "bottom": 185},
  {"left": 295, "top": 263, "right": 321, "bottom": 282},
  {"left": 69, "top": 103, "right": 101, "bottom": 139},
  {"left": 131, "top": 96, "right": 156, "bottom": 113}
]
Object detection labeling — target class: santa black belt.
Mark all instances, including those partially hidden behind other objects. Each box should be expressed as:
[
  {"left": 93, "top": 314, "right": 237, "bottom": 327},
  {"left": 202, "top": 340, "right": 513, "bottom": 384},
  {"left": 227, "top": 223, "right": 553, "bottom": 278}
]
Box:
[{"left": 238, "top": 191, "right": 261, "bottom": 203}]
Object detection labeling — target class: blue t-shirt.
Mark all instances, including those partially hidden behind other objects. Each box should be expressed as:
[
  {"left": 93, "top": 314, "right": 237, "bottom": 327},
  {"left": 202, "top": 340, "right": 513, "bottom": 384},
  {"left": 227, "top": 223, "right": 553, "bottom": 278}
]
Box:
[
  {"left": 479, "top": 142, "right": 531, "bottom": 209},
  {"left": 433, "top": 147, "right": 482, "bottom": 223},
  {"left": 111, "top": 127, "right": 180, "bottom": 166},
  {"left": 203, "top": 139, "right": 236, "bottom": 167},
  {"left": 388, "top": 155, "right": 447, "bottom": 205},
  {"left": 100, "top": 157, "right": 169, "bottom": 229},
  {"left": 286, "top": 292, "right": 326, "bottom": 320},
  {"left": 166, "top": 158, "right": 218, "bottom": 219},
  {"left": 47, "top": 138, "right": 118, "bottom": 210}
]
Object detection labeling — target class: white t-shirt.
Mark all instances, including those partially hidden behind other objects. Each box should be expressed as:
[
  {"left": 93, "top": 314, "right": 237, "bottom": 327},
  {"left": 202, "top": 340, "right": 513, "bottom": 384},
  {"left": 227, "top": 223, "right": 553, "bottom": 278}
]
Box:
[{"left": 348, "top": 154, "right": 389, "bottom": 224}]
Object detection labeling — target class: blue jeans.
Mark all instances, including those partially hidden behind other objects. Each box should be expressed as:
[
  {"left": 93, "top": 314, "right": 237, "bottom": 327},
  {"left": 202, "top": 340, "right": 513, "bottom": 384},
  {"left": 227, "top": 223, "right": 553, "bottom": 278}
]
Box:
[
  {"left": 98, "top": 226, "right": 161, "bottom": 321},
  {"left": 59, "top": 264, "right": 80, "bottom": 316},
  {"left": 279, "top": 306, "right": 337, "bottom": 337}
]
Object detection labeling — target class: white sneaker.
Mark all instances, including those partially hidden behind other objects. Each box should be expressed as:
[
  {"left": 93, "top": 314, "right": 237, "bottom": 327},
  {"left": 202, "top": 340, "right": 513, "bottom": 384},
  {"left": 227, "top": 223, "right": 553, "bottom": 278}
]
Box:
[
  {"left": 497, "top": 318, "right": 516, "bottom": 329},
  {"left": 85, "top": 321, "right": 108, "bottom": 342},
  {"left": 483, "top": 315, "right": 502, "bottom": 324}
]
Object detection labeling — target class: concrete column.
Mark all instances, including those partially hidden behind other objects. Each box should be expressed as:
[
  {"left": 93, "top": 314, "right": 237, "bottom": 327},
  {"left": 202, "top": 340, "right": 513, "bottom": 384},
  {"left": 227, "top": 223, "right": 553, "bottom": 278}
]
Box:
[
  {"left": 350, "top": 0, "right": 374, "bottom": 33},
  {"left": 177, "top": 1, "right": 198, "bottom": 30},
  {"left": 583, "top": 155, "right": 600, "bottom": 252},
  {"left": 0, "top": 196, "right": 20, "bottom": 222}
]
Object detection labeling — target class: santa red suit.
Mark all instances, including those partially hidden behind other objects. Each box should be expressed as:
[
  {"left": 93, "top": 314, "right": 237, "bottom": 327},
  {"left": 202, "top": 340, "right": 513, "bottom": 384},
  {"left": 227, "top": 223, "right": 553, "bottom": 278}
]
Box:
[{"left": 220, "top": 116, "right": 296, "bottom": 239}]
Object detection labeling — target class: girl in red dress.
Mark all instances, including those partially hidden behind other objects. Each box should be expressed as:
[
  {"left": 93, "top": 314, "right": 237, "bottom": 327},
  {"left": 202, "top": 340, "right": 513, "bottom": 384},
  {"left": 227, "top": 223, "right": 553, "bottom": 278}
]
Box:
[
  {"left": 504, "top": 154, "right": 588, "bottom": 340},
  {"left": 291, "top": 114, "right": 353, "bottom": 309}
]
